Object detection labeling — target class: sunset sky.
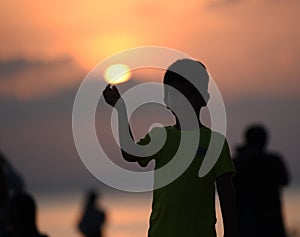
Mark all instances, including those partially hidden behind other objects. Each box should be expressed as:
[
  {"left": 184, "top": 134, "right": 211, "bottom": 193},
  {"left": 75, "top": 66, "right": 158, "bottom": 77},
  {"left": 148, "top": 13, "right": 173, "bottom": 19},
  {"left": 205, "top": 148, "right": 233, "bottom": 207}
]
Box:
[{"left": 0, "top": 0, "right": 299, "bottom": 192}]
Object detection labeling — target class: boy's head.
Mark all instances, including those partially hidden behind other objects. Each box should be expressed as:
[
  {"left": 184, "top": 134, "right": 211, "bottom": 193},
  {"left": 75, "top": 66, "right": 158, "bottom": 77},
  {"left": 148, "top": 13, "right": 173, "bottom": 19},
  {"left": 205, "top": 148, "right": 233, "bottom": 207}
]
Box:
[{"left": 163, "top": 59, "right": 210, "bottom": 113}]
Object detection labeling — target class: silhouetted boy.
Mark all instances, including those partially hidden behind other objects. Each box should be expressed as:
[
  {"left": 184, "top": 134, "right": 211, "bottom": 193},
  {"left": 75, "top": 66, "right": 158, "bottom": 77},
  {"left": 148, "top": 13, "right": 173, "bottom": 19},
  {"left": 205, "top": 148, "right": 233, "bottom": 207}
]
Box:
[
  {"left": 103, "top": 59, "right": 236, "bottom": 237},
  {"left": 233, "top": 125, "right": 290, "bottom": 237}
]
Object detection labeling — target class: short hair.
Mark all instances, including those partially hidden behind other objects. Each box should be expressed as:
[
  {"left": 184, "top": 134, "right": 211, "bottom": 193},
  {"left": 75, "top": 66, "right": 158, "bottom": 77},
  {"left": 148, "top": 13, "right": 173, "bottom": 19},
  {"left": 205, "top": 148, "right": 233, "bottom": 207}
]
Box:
[{"left": 163, "top": 59, "right": 210, "bottom": 103}]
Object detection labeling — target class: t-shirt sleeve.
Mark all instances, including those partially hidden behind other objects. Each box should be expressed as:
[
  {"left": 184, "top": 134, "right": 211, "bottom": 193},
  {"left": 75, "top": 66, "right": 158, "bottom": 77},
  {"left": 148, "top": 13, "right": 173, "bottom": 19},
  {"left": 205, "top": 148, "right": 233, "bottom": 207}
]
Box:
[
  {"left": 213, "top": 138, "right": 235, "bottom": 177},
  {"left": 136, "top": 128, "right": 163, "bottom": 167}
]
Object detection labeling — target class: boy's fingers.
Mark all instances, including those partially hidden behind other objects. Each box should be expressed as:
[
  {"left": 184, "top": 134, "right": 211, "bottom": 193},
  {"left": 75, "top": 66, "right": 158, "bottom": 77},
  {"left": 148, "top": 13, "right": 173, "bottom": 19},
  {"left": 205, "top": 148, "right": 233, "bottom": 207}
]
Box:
[
  {"left": 104, "top": 84, "right": 111, "bottom": 91},
  {"left": 112, "top": 86, "right": 119, "bottom": 94}
]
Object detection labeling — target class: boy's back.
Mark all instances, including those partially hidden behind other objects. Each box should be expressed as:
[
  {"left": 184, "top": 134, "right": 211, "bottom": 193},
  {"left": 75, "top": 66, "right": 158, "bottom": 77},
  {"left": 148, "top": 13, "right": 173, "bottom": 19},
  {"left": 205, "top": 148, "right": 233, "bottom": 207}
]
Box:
[{"left": 138, "top": 125, "right": 234, "bottom": 237}]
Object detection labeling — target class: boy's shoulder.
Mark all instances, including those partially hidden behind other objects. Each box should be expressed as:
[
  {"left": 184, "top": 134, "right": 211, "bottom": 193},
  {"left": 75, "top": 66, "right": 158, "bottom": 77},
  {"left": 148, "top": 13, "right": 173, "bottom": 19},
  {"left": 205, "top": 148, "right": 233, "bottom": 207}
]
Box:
[
  {"left": 150, "top": 125, "right": 226, "bottom": 136},
  {"left": 155, "top": 126, "right": 227, "bottom": 150}
]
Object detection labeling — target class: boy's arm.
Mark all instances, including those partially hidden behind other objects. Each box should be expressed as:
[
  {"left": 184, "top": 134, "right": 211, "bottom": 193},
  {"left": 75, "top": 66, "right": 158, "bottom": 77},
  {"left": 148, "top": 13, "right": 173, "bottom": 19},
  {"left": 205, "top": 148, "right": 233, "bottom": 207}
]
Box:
[
  {"left": 117, "top": 101, "right": 147, "bottom": 162},
  {"left": 103, "top": 85, "right": 145, "bottom": 162},
  {"left": 216, "top": 172, "right": 236, "bottom": 237}
]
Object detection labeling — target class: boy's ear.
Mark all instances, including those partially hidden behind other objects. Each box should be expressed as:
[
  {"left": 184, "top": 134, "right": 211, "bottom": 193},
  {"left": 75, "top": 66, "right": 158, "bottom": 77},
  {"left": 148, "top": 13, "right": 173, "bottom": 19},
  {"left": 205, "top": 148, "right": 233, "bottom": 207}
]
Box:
[
  {"left": 200, "top": 91, "right": 210, "bottom": 107},
  {"left": 164, "top": 95, "right": 169, "bottom": 108},
  {"left": 203, "top": 92, "right": 210, "bottom": 106},
  {"left": 164, "top": 87, "right": 169, "bottom": 107}
]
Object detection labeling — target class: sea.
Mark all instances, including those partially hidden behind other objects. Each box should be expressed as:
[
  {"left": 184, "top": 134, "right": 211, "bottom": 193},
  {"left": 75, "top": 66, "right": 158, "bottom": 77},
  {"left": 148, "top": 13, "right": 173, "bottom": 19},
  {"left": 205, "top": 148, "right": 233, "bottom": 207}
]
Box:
[{"left": 35, "top": 188, "right": 300, "bottom": 237}]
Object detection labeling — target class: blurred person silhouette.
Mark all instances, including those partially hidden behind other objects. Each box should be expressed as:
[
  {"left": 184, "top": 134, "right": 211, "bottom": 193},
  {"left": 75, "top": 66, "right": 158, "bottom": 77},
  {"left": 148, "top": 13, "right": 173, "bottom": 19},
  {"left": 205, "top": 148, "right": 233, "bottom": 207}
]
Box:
[
  {"left": 233, "top": 125, "right": 290, "bottom": 237},
  {"left": 8, "top": 192, "right": 48, "bottom": 237},
  {"left": 78, "top": 189, "right": 106, "bottom": 237},
  {"left": 0, "top": 151, "right": 25, "bottom": 196},
  {"left": 0, "top": 163, "right": 9, "bottom": 237},
  {"left": 103, "top": 59, "right": 236, "bottom": 237}
]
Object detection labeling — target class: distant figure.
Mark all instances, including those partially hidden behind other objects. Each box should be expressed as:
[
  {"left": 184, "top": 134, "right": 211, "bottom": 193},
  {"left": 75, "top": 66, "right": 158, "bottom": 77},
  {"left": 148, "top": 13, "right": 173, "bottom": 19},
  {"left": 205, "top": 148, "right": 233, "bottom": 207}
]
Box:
[
  {"left": 78, "top": 190, "right": 106, "bottom": 237},
  {"left": 0, "top": 151, "right": 25, "bottom": 195},
  {"left": 0, "top": 164, "right": 9, "bottom": 237},
  {"left": 8, "top": 192, "right": 48, "bottom": 237},
  {"left": 233, "top": 125, "right": 290, "bottom": 237}
]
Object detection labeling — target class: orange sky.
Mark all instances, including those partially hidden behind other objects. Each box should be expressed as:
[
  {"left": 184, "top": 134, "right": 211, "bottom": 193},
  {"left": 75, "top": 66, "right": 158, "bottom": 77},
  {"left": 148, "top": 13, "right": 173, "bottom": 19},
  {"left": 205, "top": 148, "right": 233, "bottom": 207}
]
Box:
[
  {"left": 1, "top": 0, "right": 300, "bottom": 196},
  {"left": 0, "top": 0, "right": 300, "bottom": 100}
]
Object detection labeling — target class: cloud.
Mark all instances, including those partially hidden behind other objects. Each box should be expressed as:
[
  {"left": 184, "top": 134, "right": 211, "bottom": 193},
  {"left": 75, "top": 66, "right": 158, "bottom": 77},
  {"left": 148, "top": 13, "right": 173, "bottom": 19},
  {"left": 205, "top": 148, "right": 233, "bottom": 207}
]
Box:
[
  {"left": 206, "top": 0, "right": 297, "bottom": 9},
  {"left": 206, "top": 0, "right": 243, "bottom": 9},
  {"left": 0, "top": 59, "right": 31, "bottom": 78},
  {"left": 0, "top": 57, "right": 86, "bottom": 100}
]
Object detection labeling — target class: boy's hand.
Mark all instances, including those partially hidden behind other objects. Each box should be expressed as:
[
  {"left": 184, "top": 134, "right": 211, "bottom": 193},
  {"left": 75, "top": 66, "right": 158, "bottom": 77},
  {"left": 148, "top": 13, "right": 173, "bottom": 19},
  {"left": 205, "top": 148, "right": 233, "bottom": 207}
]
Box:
[{"left": 103, "top": 84, "right": 124, "bottom": 108}]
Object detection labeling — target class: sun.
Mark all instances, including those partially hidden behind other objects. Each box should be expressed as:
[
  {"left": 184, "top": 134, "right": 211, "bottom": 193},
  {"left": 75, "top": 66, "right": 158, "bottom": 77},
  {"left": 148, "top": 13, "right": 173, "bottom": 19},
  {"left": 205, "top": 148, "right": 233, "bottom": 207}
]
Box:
[{"left": 104, "top": 64, "right": 132, "bottom": 84}]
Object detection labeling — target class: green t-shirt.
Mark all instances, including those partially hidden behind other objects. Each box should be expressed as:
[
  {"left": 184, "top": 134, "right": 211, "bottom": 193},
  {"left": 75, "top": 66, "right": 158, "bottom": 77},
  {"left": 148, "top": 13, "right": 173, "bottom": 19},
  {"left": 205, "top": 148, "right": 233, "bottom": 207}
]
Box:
[{"left": 137, "top": 126, "right": 235, "bottom": 237}]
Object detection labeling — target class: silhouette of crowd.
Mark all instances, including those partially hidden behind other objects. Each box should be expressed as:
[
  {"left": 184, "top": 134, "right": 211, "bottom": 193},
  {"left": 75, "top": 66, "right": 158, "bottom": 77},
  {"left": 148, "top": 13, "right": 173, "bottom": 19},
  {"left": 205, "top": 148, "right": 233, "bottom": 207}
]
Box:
[
  {"left": 0, "top": 151, "right": 47, "bottom": 237},
  {"left": 0, "top": 150, "right": 107, "bottom": 237}
]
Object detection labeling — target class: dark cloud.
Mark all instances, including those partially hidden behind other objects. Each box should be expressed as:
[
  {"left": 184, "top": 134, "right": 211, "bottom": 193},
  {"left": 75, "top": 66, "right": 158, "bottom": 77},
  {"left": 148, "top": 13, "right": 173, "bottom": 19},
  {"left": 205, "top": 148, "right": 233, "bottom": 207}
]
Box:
[
  {"left": 0, "top": 59, "right": 28, "bottom": 78},
  {"left": 0, "top": 57, "right": 74, "bottom": 79},
  {"left": 206, "top": 0, "right": 298, "bottom": 9},
  {"left": 0, "top": 79, "right": 299, "bottom": 191},
  {"left": 206, "top": 0, "right": 244, "bottom": 9},
  {"left": 0, "top": 56, "right": 87, "bottom": 100}
]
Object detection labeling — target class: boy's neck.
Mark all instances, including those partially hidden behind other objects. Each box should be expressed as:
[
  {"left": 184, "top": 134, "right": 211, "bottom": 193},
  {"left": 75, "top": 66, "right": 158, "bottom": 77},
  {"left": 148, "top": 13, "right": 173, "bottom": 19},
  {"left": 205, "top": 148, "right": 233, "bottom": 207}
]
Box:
[{"left": 174, "top": 116, "right": 204, "bottom": 130}]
